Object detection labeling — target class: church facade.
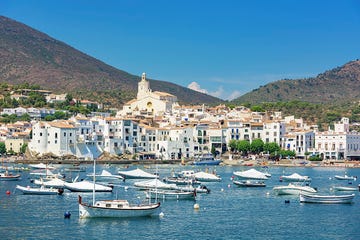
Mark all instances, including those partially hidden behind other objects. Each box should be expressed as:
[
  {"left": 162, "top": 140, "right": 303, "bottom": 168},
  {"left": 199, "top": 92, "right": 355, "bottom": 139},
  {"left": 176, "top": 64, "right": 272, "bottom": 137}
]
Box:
[{"left": 119, "top": 73, "right": 179, "bottom": 116}]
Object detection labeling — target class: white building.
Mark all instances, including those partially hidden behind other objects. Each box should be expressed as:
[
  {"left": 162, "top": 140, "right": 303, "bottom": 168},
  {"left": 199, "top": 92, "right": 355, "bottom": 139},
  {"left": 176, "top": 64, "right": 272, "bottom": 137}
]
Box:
[
  {"left": 29, "top": 121, "right": 77, "bottom": 157},
  {"left": 119, "top": 73, "right": 179, "bottom": 116}
]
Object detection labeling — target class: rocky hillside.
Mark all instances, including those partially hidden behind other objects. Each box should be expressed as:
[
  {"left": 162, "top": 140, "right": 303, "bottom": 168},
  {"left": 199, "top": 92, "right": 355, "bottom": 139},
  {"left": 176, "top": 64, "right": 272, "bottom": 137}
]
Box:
[
  {"left": 0, "top": 16, "right": 223, "bottom": 107},
  {"left": 232, "top": 59, "right": 360, "bottom": 105}
]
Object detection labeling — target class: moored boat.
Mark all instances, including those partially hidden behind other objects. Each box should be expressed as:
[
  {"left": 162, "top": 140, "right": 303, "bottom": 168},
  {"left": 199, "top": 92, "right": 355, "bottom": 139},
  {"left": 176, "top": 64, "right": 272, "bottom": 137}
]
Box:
[
  {"left": 299, "top": 192, "right": 355, "bottom": 204},
  {"left": 0, "top": 171, "right": 21, "bottom": 181},
  {"left": 134, "top": 179, "right": 177, "bottom": 190},
  {"left": 233, "top": 169, "right": 269, "bottom": 180},
  {"left": 273, "top": 183, "right": 317, "bottom": 195},
  {"left": 118, "top": 168, "right": 159, "bottom": 179},
  {"left": 33, "top": 177, "right": 66, "bottom": 188},
  {"left": 78, "top": 159, "right": 161, "bottom": 218},
  {"left": 78, "top": 196, "right": 161, "bottom": 218},
  {"left": 87, "top": 169, "right": 124, "bottom": 181},
  {"left": 334, "top": 175, "right": 356, "bottom": 181},
  {"left": 332, "top": 186, "right": 358, "bottom": 191},
  {"left": 193, "top": 153, "right": 221, "bottom": 166},
  {"left": 64, "top": 180, "right": 113, "bottom": 192},
  {"left": 280, "top": 173, "right": 311, "bottom": 182},
  {"left": 163, "top": 177, "right": 200, "bottom": 186},
  {"left": 145, "top": 189, "right": 196, "bottom": 200},
  {"left": 16, "top": 185, "right": 64, "bottom": 195},
  {"left": 193, "top": 171, "right": 221, "bottom": 182},
  {"left": 233, "top": 180, "right": 266, "bottom": 187}
]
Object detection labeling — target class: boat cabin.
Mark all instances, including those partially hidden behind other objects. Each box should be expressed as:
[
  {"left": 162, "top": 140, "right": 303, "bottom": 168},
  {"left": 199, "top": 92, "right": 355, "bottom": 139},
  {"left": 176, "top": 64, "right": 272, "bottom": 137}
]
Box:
[{"left": 95, "top": 200, "right": 130, "bottom": 209}]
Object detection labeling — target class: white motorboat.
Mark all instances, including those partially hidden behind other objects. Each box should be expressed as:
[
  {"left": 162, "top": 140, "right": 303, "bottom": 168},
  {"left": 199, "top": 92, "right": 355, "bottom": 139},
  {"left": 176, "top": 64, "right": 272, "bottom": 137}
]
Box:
[
  {"left": 87, "top": 170, "right": 124, "bottom": 181},
  {"left": 29, "top": 163, "right": 56, "bottom": 170},
  {"left": 29, "top": 169, "right": 63, "bottom": 179},
  {"left": 16, "top": 185, "right": 64, "bottom": 195},
  {"left": 178, "top": 170, "right": 195, "bottom": 178},
  {"left": 332, "top": 186, "right": 358, "bottom": 191},
  {"left": 33, "top": 177, "right": 66, "bottom": 188},
  {"left": 78, "top": 196, "right": 161, "bottom": 218},
  {"left": 64, "top": 180, "right": 113, "bottom": 192},
  {"left": 118, "top": 168, "right": 159, "bottom": 179},
  {"left": 193, "top": 153, "right": 221, "bottom": 166},
  {"left": 233, "top": 169, "right": 269, "bottom": 180},
  {"left": 0, "top": 171, "right": 21, "bottom": 181},
  {"left": 134, "top": 179, "right": 177, "bottom": 190},
  {"left": 233, "top": 180, "right": 266, "bottom": 187},
  {"left": 193, "top": 171, "right": 221, "bottom": 182},
  {"left": 176, "top": 184, "right": 211, "bottom": 194},
  {"left": 280, "top": 173, "right": 311, "bottom": 182},
  {"left": 163, "top": 177, "right": 200, "bottom": 186},
  {"left": 334, "top": 175, "right": 356, "bottom": 181},
  {"left": 145, "top": 189, "right": 196, "bottom": 200},
  {"left": 299, "top": 193, "right": 355, "bottom": 204},
  {"left": 273, "top": 183, "right": 317, "bottom": 195}
]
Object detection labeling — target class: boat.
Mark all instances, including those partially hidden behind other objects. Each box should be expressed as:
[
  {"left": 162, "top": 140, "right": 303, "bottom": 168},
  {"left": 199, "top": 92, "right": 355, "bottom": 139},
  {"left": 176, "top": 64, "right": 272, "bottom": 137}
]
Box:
[
  {"left": 332, "top": 186, "right": 358, "bottom": 191},
  {"left": 193, "top": 153, "right": 221, "bottom": 165},
  {"left": 33, "top": 177, "right": 66, "bottom": 188},
  {"left": 134, "top": 179, "right": 177, "bottom": 190},
  {"left": 273, "top": 183, "right": 317, "bottom": 195},
  {"left": 78, "top": 159, "right": 161, "bottom": 218},
  {"left": 64, "top": 165, "right": 86, "bottom": 172},
  {"left": 233, "top": 169, "right": 269, "bottom": 180},
  {"left": 233, "top": 180, "right": 266, "bottom": 187},
  {"left": 16, "top": 185, "right": 64, "bottom": 195},
  {"left": 280, "top": 173, "right": 311, "bottom": 182},
  {"left": 29, "top": 163, "right": 56, "bottom": 170},
  {"left": 0, "top": 171, "right": 21, "bottom": 181},
  {"left": 176, "top": 184, "right": 211, "bottom": 194},
  {"left": 29, "top": 169, "right": 63, "bottom": 179},
  {"left": 79, "top": 196, "right": 161, "bottom": 218},
  {"left": 64, "top": 180, "right": 113, "bottom": 192},
  {"left": 299, "top": 192, "right": 355, "bottom": 204},
  {"left": 118, "top": 168, "right": 159, "bottom": 179},
  {"left": 178, "top": 170, "right": 195, "bottom": 178},
  {"left": 193, "top": 171, "right": 222, "bottom": 182},
  {"left": 334, "top": 175, "right": 356, "bottom": 181},
  {"left": 145, "top": 189, "right": 196, "bottom": 200},
  {"left": 163, "top": 177, "right": 200, "bottom": 186},
  {"left": 87, "top": 170, "right": 124, "bottom": 181}
]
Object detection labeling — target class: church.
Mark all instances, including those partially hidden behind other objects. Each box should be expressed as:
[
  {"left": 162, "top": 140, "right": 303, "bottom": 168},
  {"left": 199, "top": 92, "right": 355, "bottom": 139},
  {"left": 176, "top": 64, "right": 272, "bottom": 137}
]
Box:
[{"left": 119, "top": 73, "right": 178, "bottom": 116}]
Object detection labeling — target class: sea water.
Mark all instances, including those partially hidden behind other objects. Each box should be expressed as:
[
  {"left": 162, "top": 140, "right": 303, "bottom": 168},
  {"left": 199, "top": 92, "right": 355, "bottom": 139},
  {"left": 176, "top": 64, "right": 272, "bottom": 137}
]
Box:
[{"left": 1, "top": 164, "right": 360, "bottom": 240}]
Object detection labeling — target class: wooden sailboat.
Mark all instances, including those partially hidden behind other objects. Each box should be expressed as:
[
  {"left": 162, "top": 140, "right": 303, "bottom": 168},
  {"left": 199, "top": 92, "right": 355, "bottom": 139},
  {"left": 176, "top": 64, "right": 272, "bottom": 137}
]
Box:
[{"left": 78, "top": 160, "right": 161, "bottom": 218}]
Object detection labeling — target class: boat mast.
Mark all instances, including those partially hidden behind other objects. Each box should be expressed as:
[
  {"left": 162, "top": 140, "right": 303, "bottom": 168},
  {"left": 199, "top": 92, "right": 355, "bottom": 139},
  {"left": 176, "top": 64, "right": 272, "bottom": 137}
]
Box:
[{"left": 92, "top": 158, "right": 96, "bottom": 205}]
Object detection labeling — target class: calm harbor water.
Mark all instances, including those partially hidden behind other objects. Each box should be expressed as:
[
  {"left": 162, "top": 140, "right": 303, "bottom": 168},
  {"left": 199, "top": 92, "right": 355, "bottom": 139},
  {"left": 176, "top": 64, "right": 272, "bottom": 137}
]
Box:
[{"left": 1, "top": 164, "right": 360, "bottom": 240}]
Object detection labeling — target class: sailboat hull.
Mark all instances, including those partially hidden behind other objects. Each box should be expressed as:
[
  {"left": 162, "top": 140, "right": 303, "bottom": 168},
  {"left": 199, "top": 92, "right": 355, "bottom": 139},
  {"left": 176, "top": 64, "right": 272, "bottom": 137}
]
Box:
[{"left": 79, "top": 202, "right": 161, "bottom": 218}]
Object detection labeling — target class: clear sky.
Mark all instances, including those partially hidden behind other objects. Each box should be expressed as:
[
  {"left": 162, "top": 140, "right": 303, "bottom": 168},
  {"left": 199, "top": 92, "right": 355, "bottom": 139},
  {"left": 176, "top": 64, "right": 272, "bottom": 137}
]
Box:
[{"left": 1, "top": 0, "right": 360, "bottom": 100}]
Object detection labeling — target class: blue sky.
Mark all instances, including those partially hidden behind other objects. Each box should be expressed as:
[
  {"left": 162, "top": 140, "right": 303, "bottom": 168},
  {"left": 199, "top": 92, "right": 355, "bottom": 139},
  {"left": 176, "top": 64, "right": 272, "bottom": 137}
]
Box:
[{"left": 2, "top": 0, "right": 360, "bottom": 100}]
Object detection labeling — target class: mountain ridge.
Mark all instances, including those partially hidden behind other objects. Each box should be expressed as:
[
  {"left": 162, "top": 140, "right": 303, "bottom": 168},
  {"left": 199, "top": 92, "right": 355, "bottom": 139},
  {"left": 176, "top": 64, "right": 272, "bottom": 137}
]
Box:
[
  {"left": 0, "top": 16, "right": 223, "bottom": 107},
  {"left": 232, "top": 59, "right": 360, "bottom": 105}
]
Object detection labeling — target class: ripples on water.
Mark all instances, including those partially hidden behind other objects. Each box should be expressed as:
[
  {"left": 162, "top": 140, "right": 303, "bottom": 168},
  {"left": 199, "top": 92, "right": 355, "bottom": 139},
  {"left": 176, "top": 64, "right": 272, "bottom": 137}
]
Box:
[{"left": 1, "top": 165, "right": 360, "bottom": 239}]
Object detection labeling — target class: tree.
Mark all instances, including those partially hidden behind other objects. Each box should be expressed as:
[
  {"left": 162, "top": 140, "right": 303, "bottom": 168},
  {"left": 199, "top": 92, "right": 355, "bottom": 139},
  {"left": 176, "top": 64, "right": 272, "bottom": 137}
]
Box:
[
  {"left": 20, "top": 143, "right": 28, "bottom": 154},
  {"left": 54, "top": 111, "right": 66, "bottom": 119},
  {"left": 263, "top": 142, "right": 281, "bottom": 154},
  {"left": 0, "top": 142, "right": 6, "bottom": 154},
  {"left": 236, "top": 140, "right": 250, "bottom": 156},
  {"left": 250, "top": 139, "right": 264, "bottom": 154},
  {"left": 228, "top": 139, "right": 237, "bottom": 152}
]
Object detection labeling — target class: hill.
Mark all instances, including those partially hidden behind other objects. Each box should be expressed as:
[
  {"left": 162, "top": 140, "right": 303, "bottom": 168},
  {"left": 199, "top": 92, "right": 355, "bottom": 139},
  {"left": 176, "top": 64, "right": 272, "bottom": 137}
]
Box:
[
  {"left": 0, "top": 16, "right": 223, "bottom": 107},
  {"left": 232, "top": 60, "right": 360, "bottom": 105}
]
